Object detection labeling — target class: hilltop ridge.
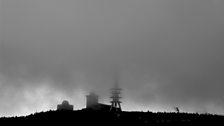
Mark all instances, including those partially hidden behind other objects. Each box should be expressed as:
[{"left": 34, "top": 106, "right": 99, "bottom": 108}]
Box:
[{"left": 1, "top": 110, "right": 224, "bottom": 126}]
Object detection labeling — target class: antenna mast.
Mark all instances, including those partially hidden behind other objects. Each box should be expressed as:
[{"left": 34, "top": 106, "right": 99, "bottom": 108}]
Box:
[{"left": 110, "top": 80, "right": 122, "bottom": 112}]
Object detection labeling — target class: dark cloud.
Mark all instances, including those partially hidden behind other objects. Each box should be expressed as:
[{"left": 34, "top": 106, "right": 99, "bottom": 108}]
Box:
[{"left": 1, "top": 0, "right": 224, "bottom": 116}]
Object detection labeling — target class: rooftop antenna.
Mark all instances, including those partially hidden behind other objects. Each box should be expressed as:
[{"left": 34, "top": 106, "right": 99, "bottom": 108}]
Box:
[{"left": 110, "top": 78, "right": 122, "bottom": 112}]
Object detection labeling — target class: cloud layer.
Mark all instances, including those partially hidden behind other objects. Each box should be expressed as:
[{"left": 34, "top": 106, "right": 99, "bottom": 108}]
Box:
[{"left": 1, "top": 0, "right": 224, "bottom": 116}]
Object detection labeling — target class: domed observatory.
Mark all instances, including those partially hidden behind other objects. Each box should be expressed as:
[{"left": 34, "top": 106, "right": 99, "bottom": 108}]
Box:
[{"left": 57, "top": 100, "right": 74, "bottom": 111}]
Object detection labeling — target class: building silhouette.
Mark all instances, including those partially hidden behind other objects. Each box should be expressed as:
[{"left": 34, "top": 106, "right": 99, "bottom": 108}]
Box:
[
  {"left": 84, "top": 92, "right": 115, "bottom": 111},
  {"left": 57, "top": 100, "right": 73, "bottom": 111},
  {"left": 86, "top": 92, "right": 99, "bottom": 108}
]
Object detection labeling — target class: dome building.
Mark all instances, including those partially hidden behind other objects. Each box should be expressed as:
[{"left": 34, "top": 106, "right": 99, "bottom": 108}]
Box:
[{"left": 57, "top": 100, "right": 73, "bottom": 111}]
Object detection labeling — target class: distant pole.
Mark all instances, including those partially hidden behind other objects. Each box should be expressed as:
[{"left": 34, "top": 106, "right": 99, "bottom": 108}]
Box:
[{"left": 175, "top": 107, "right": 180, "bottom": 113}]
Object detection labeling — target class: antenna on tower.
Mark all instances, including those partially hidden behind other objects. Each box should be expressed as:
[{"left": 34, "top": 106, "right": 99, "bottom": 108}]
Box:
[{"left": 110, "top": 79, "right": 122, "bottom": 112}]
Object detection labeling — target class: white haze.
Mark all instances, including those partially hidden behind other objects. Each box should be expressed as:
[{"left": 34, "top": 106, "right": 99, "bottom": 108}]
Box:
[{"left": 0, "top": 0, "right": 224, "bottom": 116}]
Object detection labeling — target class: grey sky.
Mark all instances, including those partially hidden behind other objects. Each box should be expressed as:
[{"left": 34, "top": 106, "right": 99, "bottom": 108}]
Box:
[{"left": 0, "top": 0, "right": 224, "bottom": 116}]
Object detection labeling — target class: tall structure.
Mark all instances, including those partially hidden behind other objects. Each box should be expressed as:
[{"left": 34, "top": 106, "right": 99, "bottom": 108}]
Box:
[
  {"left": 57, "top": 100, "right": 73, "bottom": 111},
  {"left": 86, "top": 92, "right": 99, "bottom": 108},
  {"left": 110, "top": 82, "right": 122, "bottom": 112}
]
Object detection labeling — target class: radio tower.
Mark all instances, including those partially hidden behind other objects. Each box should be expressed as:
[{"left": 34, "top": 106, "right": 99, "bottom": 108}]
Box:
[{"left": 110, "top": 80, "right": 122, "bottom": 112}]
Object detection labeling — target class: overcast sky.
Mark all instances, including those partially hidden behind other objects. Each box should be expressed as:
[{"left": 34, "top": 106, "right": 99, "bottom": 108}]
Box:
[{"left": 1, "top": 0, "right": 224, "bottom": 116}]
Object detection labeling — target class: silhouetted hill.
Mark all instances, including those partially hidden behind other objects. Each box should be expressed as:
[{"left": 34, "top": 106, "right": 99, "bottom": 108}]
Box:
[{"left": 1, "top": 110, "right": 224, "bottom": 125}]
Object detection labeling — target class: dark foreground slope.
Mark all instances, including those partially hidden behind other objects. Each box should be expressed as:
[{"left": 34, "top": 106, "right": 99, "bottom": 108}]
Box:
[{"left": 1, "top": 110, "right": 224, "bottom": 126}]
